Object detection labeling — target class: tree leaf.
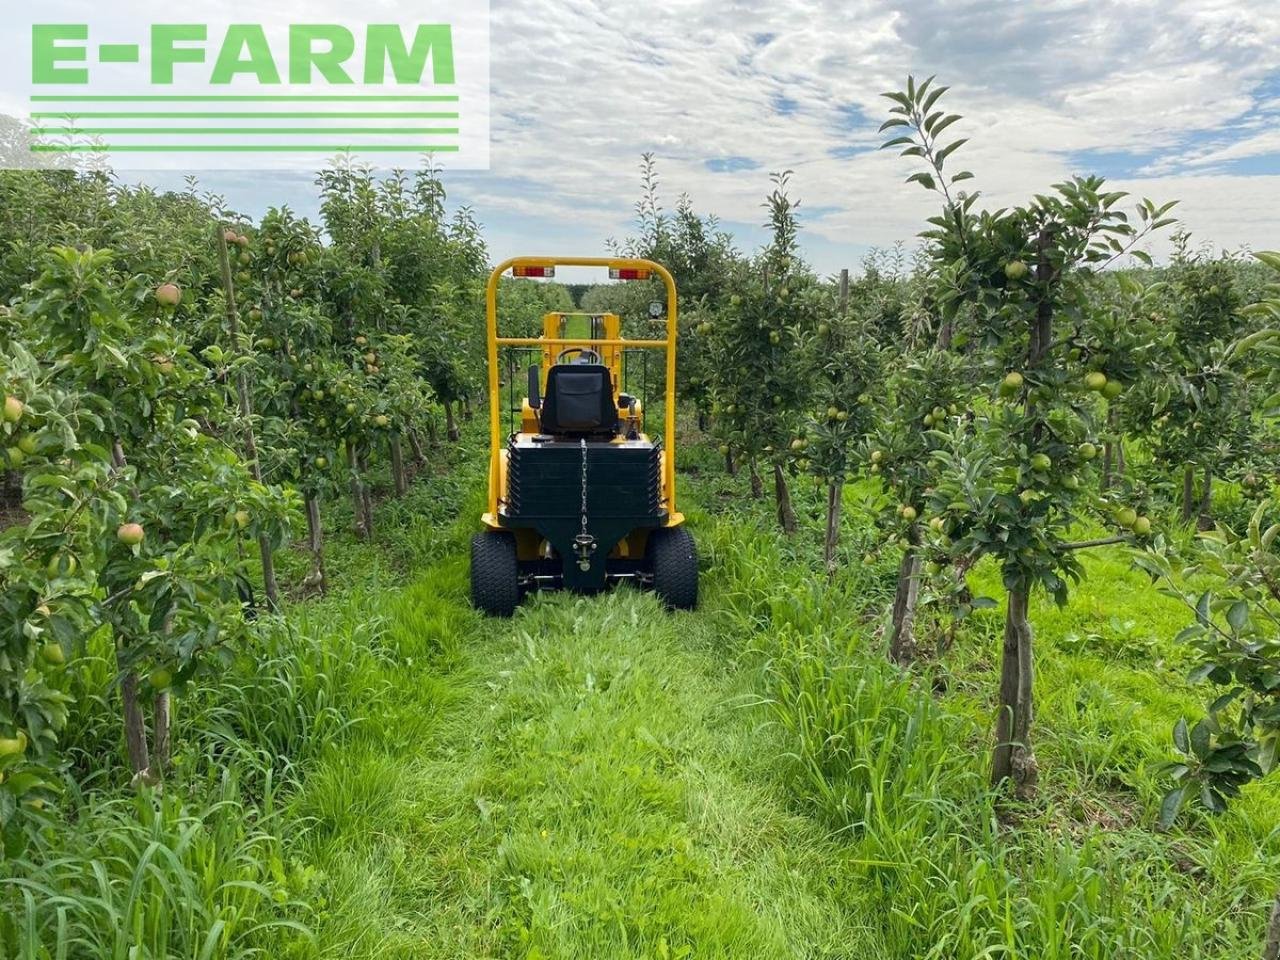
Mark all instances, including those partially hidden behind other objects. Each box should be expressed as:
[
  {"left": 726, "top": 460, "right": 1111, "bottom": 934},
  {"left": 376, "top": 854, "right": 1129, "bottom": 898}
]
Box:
[
  {"left": 1158, "top": 786, "right": 1186, "bottom": 829},
  {"left": 931, "top": 114, "right": 962, "bottom": 137},
  {"left": 936, "top": 138, "right": 969, "bottom": 166},
  {"left": 1226, "top": 599, "right": 1248, "bottom": 634},
  {"left": 1190, "top": 719, "right": 1212, "bottom": 759},
  {"left": 921, "top": 85, "right": 950, "bottom": 114},
  {"left": 1200, "top": 784, "right": 1226, "bottom": 814}
]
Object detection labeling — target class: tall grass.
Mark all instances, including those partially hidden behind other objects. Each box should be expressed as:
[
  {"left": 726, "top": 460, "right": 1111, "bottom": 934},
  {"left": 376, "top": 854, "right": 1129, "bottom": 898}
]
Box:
[
  {"left": 693, "top": 441, "right": 1279, "bottom": 958},
  {"left": 1, "top": 782, "right": 311, "bottom": 959},
  {"left": 1, "top": 433, "right": 490, "bottom": 960},
  {"left": 7, "top": 420, "right": 1279, "bottom": 958}
]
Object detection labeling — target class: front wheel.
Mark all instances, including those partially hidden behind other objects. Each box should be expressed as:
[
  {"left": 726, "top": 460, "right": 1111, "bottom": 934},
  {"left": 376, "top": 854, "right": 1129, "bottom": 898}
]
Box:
[
  {"left": 471, "top": 532, "right": 519, "bottom": 617},
  {"left": 648, "top": 526, "right": 698, "bottom": 611}
]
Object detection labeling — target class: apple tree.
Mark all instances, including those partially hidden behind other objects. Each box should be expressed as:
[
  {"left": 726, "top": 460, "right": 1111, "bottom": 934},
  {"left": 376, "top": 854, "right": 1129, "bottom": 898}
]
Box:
[
  {"left": 798, "top": 282, "right": 885, "bottom": 576},
  {"left": 883, "top": 76, "right": 1175, "bottom": 792},
  {"left": 18, "top": 246, "right": 296, "bottom": 783},
  {"left": 706, "top": 173, "right": 819, "bottom": 533},
  {"left": 0, "top": 341, "right": 112, "bottom": 844},
  {"left": 1123, "top": 240, "right": 1258, "bottom": 527},
  {"left": 864, "top": 349, "right": 972, "bottom": 662},
  {"left": 1140, "top": 253, "right": 1280, "bottom": 957}
]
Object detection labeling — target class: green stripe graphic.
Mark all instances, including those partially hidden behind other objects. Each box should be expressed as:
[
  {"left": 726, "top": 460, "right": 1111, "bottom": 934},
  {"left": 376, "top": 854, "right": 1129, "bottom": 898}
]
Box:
[
  {"left": 30, "top": 144, "right": 461, "bottom": 153},
  {"left": 30, "top": 112, "right": 459, "bottom": 120},
  {"left": 26, "top": 93, "right": 468, "bottom": 157},
  {"left": 30, "top": 95, "right": 459, "bottom": 102},
  {"left": 32, "top": 128, "right": 461, "bottom": 136}
]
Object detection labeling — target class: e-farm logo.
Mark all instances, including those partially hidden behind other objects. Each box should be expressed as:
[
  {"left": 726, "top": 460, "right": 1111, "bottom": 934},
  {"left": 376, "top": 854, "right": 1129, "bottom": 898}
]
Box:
[{"left": 10, "top": 10, "right": 490, "bottom": 170}]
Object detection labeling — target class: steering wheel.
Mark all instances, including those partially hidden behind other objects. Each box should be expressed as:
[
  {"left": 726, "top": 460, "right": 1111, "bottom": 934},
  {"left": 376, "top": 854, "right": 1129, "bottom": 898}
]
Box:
[{"left": 555, "top": 347, "right": 602, "bottom": 365}]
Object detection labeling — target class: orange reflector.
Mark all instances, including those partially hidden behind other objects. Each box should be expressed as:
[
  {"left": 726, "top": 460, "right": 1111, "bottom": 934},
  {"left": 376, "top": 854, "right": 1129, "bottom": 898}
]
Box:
[
  {"left": 513, "top": 265, "right": 555, "bottom": 278},
  {"left": 609, "top": 267, "right": 651, "bottom": 280}
]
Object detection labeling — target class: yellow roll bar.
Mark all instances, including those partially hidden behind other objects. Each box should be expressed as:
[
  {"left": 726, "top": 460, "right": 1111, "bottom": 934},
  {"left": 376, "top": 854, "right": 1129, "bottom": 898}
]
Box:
[{"left": 485, "top": 256, "right": 679, "bottom": 520}]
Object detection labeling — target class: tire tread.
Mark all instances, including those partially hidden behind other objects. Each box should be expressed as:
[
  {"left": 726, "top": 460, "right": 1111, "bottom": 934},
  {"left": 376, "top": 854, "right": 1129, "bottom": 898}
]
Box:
[
  {"left": 471, "top": 532, "right": 519, "bottom": 617},
  {"left": 649, "top": 526, "right": 698, "bottom": 611}
]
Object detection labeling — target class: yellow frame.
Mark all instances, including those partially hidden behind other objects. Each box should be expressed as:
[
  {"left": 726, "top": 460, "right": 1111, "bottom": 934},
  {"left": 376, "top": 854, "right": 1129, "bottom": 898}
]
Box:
[{"left": 484, "top": 256, "right": 679, "bottom": 525}]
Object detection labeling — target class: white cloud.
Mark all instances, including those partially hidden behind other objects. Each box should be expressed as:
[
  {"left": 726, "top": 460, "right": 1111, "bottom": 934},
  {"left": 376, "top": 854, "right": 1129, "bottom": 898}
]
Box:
[
  {"left": 464, "top": 0, "right": 1280, "bottom": 273},
  {"left": 2, "top": 1, "right": 1276, "bottom": 272}
]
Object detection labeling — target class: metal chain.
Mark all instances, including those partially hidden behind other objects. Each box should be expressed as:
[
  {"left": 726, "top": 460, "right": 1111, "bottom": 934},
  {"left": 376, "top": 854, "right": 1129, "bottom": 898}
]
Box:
[
  {"left": 575, "top": 438, "right": 595, "bottom": 572},
  {"left": 580, "top": 438, "right": 589, "bottom": 539}
]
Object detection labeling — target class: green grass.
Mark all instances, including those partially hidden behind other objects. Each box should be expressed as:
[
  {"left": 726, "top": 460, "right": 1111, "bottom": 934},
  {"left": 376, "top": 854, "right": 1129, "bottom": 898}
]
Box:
[{"left": 5, "top": 420, "right": 1280, "bottom": 958}]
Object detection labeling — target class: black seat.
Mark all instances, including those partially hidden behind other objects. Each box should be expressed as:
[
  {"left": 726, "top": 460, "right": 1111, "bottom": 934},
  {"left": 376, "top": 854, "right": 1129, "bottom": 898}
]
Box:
[{"left": 540, "top": 364, "right": 618, "bottom": 435}]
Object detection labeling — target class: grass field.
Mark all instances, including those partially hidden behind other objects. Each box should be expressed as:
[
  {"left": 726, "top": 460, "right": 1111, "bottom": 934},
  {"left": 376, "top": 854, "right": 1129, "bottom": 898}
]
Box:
[{"left": 6, "top": 420, "right": 1279, "bottom": 959}]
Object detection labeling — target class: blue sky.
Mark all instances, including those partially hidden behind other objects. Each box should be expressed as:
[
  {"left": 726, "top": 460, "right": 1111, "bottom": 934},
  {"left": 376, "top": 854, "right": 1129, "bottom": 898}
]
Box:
[{"left": 8, "top": 0, "right": 1280, "bottom": 277}]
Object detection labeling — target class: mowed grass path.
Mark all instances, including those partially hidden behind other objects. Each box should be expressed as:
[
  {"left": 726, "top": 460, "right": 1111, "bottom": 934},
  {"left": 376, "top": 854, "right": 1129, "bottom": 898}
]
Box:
[
  {"left": 263, "top": 436, "right": 1278, "bottom": 959},
  {"left": 288, "top": 485, "right": 872, "bottom": 958}
]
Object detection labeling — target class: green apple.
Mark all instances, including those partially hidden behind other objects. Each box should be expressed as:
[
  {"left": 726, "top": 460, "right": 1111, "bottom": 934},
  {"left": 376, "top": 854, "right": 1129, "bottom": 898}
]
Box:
[
  {"left": 154, "top": 283, "right": 182, "bottom": 308},
  {"left": 116, "top": 523, "right": 145, "bottom": 546}
]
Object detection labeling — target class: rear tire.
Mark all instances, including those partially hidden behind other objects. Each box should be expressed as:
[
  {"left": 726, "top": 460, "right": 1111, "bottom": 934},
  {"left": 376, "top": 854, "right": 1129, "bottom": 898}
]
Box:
[
  {"left": 648, "top": 526, "right": 698, "bottom": 611},
  {"left": 471, "top": 532, "right": 519, "bottom": 617}
]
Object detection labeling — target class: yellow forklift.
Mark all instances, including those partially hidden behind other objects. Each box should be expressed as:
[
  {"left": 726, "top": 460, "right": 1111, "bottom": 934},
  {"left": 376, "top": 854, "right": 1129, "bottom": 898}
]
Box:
[{"left": 471, "top": 256, "right": 697, "bottom": 616}]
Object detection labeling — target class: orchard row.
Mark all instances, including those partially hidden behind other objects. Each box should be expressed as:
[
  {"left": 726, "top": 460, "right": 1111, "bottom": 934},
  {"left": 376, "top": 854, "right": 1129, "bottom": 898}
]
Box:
[
  {"left": 0, "top": 162, "right": 569, "bottom": 847},
  {"left": 596, "top": 79, "right": 1280, "bottom": 819}
]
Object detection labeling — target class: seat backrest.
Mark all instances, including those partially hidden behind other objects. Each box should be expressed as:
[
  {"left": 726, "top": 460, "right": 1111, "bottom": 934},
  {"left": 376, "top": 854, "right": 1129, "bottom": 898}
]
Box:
[{"left": 540, "top": 364, "right": 618, "bottom": 435}]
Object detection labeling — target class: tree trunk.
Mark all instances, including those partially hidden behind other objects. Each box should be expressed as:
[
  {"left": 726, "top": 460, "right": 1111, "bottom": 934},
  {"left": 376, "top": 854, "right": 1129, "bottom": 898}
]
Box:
[
  {"left": 773, "top": 462, "right": 797, "bottom": 535},
  {"left": 1182, "top": 464, "right": 1196, "bottom": 523},
  {"left": 1116, "top": 438, "right": 1126, "bottom": 478},
  {"left": 152, "top": 691, "right": 171, "bottom": 775},
  {"left": 888, "top": 537, "right": 921, "bottom": 665},
  {"left": 1262, "top": 887, "right": 1280, "bottom": 960},
  {"left": 257, "top": 532, "right": 280, "bottom": 607},
  {"left": 824, "top": 480, "right": 843, "bottom": 579},
  {"left": 444, "top": 400, "right": 459, "bottom": 442},
  {"left": 725, "top": 445, "right": 737, "bottom": 476},
  {"left": 407, "top": 427, "right": 427, "bottom": 466},
  {"left": 936, "top": 316, "right": 953, "bottom": 349},
  {"left": 1, "top": 468, "right": 20, "bottom": 510},
  {"left": 216, "top": 225, "right": 278, "bottom": 611},
  {"left": 992, "top": 586, "right": 1038, "bottom": 795},
  {"left": 119, "top": 657, "right": 150, "bottom": 780},
  {"left": 749, "top": 460, "right": 764, "bottom": 499},
  {"left": 1102, "top": 440, "right": 1113, "bottom": 491},
  {"left": 697, "top": 410, "right": 708, "bottom": 433},
  {"left": 939, "top": 565, "right": 973, "bottom": 657},
  {"left": 304, "top": 496, "right": 327, "bottom": 595},
  {"left": 358, "top": 447, "right": 374, "bottom": 531},
  {"left": 461, "top": 394, "right": 473, "bottom": 421},
  {"left": 390, "top": 434, "right": 409, "bottom": 496},
  {"left": 1198, "top": 466, "right": 1214, "bottom": 531},
  {"left": 347, "top": 438, "right": 371, "bottom": 540}
]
